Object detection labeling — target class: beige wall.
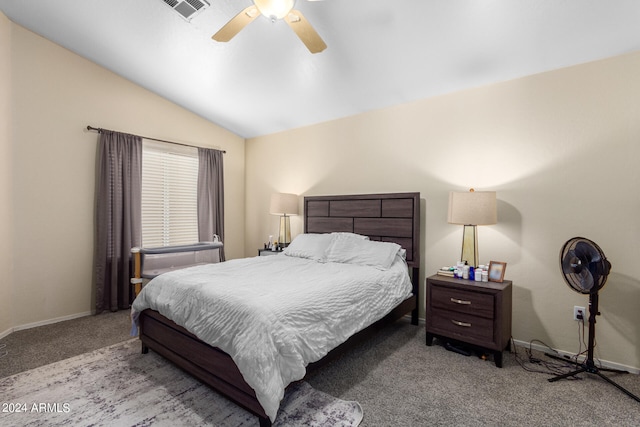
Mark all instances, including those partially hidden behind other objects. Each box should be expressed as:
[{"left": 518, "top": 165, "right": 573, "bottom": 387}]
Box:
[
  {"left": 246, "top": 51, "right": 640, "bottom": 370},
  {"left": 3, "top": 13, "right": 640, "bottom": 371},
  {"left": 0, "top": 11, "right": 14, "bottom": 335},
  {"left": 5, "top": 22, "right": 245, "bottom": 330}
]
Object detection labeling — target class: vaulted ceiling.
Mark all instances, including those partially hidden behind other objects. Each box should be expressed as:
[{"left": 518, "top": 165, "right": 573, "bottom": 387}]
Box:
[{"left": 2, "top": 0, "right": 640, "bottom": 138}]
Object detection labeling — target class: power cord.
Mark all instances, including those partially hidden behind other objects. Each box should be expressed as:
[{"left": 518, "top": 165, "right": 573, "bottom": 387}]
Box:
[
  {"left": 511, "top": 337, "right": 583, "bottom": 378},
  {"left": 512, "top": 316, "right": 607, "bottom": 378},
  {"left": 570, "top": 315, "right": 604, "bottom": 369},
  {"left": 567, "top": 316, "right": 587, "bottom": 365}
]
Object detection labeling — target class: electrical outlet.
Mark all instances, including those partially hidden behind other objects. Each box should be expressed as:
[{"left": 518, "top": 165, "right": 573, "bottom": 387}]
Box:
[{"left": 573, "top": 306, "right": 585, "bottom": 321}]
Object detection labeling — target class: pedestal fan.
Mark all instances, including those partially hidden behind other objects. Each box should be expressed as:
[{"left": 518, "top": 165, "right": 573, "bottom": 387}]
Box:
[{"left": 548, "top": 237, "right": 640, "bottom": 402}]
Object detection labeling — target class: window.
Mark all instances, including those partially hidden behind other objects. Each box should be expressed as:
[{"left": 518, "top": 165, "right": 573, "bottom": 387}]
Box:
[{"left": 141, "top": 140, "right": 199, "bottom": 247}]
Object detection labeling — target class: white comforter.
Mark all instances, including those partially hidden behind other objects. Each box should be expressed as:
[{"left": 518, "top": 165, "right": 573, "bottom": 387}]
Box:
[{"left": 131, "top": 254, "right": 412, "bottom": 421}]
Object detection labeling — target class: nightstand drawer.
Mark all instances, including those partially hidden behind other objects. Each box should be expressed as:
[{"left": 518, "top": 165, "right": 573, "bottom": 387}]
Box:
[
  {"left": 425, "top": 274, "right": 512, "bottom": 367},
  {"left": 430, "top": 307, "right": 494, "bottom": 343},
  {"left": 430, "top": 284, "right": 494, "bottom": 319}
]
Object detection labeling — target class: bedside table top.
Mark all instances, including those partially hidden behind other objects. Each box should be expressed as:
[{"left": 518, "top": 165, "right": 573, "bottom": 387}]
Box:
[
  {"left": 258, "top": 248, "right": 283, "bottom": 256},
  {"left": 427, "top": 274, "right": 512, "bottom": 291}
]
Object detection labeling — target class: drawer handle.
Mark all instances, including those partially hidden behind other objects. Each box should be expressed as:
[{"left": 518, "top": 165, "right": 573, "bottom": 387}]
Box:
[
  {"left": 451, "top": 319, "right": 472, "bottom": 328},
  {"left": 450, "top": 297, "right": 471, "bottom": 305}
]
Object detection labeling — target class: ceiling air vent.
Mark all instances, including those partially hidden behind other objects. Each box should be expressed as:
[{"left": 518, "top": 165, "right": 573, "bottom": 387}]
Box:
[{"left": 162, "top": 0, "right": 210, "bottom": 21}]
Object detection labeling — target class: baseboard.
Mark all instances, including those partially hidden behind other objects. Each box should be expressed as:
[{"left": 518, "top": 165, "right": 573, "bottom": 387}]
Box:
[
  {"left": 403, "top": 314, "right": 425, "bottom": 325},
  {"left": 0, "top": 327, "right": 12, "bottom": 340},
  {"left": 9, "top": 311, "right": 93, "bottom": 334},
  {"left": 511, "top": 338, "right": 639, "bottom": 375}
]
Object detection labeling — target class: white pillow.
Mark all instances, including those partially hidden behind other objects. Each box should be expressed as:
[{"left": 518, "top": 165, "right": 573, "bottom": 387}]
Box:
[
  {"left": 324, "top": 236, "right": 402, "bottom": 270},
  {"left": 330, "top": 232, "right": 369, "bottom": 240},
  {"left": 283, "top": 233, "right": 333, "bottom": 261}
]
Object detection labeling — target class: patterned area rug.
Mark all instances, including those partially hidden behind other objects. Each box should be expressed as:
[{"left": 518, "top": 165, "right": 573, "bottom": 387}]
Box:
[{"left": 0, "top": 339, "right": 363, "bottom": 426}]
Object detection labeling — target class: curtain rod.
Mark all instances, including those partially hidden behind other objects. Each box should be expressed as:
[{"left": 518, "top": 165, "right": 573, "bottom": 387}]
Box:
[{"left": 86, "top": 125, "right": 226, "bottom": 153}]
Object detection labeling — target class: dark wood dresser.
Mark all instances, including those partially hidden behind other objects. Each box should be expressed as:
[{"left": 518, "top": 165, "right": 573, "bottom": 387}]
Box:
[{"left": 425, "top": 274, "right": 512, "bottom": 367}]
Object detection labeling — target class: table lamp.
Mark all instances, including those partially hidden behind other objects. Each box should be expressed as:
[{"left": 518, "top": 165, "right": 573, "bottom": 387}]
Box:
[
  {"left": 448, "top": 188, "right": 497, "bottom": 267},
  {"left": 270, "top": 193, "right": 299, "bottom": 248}
]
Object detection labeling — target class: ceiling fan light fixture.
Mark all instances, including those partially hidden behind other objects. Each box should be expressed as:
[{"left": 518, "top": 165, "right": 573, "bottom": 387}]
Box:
[
  {"left": 253, "top": 0, "right": 295, "bottom": 21},
  {"left": 212, "top": 0, "right": 326, "bottom": 54}
]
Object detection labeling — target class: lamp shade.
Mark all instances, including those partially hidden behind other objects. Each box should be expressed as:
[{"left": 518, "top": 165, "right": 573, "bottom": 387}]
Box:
[
  {"left": 448, "top": 190, "right": 497, "bottom": 225},
  {"left": 270, "top": 193, "right": 299, "bottom": 216}
]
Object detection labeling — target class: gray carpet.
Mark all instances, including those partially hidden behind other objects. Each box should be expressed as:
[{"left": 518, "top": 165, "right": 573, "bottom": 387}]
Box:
[
  {"left": 306, "top": 320, "right": 640, "bottom": 426},
  {"left": 1, "top": 339, "right": 362, "bottom": 426},
  {"left": 0, "top": 310, "right": 132, "bottom": 378},
  {"left": 2, "top": 311, "right": 640, "bottom": 426}
]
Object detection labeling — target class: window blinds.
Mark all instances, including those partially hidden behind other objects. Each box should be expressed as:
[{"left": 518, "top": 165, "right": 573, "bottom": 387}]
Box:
[{"left": 141, "top": 140, "right": 199, "bottom": 247}]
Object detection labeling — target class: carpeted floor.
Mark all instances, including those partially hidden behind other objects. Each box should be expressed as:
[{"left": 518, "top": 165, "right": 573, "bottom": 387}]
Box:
[
  {"left": 1, "top": 339, "right": 362, "bottom": 426},
  {"left": 306, "top": 320, "right": 640, "bottom": 426},
  {"left": 0, "top": 310, "right": 132, "bottom": 378},
  {"left": 2, "top": 311, "right": 640, "bottom": 426}
]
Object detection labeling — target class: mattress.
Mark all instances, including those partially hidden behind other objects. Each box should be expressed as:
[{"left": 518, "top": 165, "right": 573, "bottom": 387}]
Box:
[{"left": 131, "top": 252, "right": 412, "bottom": 421}]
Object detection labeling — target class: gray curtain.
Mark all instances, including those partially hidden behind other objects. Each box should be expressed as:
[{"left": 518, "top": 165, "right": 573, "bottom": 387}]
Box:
[
  {"left": 197, "top": 148, "right": 225, "bottom": 261},
  {"left": 95, "top": 131, "right": 142, "bottom": 313}
]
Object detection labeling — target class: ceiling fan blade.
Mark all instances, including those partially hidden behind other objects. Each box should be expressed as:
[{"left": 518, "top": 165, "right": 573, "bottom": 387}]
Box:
[
  {"left": 212, "top": 6, "right": 259, "bottom": 42},
  {"left": 285, "top": 10, "right": 327, "bottom": 53}
]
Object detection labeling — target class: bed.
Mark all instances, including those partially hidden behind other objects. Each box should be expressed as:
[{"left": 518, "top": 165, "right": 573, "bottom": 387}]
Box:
[{"left": 133, "top": 192, "right": 421, "bottom": 426}]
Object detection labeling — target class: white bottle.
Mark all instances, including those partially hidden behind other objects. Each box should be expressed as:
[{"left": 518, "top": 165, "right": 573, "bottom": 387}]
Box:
[{"left": 455, "top": 261, "right": 465, "bottom": 278}]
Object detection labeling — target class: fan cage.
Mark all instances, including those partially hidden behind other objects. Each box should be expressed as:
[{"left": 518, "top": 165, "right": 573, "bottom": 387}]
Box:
[{"left": 559, "top": 237, "right": 610, "bottom": 294}]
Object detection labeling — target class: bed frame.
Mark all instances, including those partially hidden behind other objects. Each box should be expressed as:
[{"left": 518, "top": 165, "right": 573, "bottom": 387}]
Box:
[{"left": 138, "top": 192, "right": 421, "bottom": 426}]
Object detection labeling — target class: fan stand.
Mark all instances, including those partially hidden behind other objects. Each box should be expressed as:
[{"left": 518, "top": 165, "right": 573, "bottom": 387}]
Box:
[{"left": 547, "top": 291, "right": 640, "bottom": 403}]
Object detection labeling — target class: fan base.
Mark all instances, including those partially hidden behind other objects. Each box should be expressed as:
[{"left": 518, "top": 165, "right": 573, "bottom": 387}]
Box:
[{"left": 547, "top": 355, "right": 640, "bottom": 403}]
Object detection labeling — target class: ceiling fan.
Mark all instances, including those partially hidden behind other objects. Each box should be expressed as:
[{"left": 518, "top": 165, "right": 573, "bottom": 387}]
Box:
[{"left": 212, "top": 0, "right": 327, "bottom": 53}]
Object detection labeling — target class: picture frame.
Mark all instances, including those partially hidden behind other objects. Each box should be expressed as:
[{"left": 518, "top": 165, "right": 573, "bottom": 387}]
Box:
[{"left": 488, "top": 261, "right": 507, "bottom": 282}]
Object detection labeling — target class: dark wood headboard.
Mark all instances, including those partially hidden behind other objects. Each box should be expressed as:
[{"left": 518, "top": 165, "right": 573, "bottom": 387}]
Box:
[{"left": 303, "top": 192, "right": 421, "bottom": 269}]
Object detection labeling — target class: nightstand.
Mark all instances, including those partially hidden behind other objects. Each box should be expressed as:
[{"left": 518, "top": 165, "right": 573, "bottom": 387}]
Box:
[
  {"left": 425, "top": 274, "right": 512, "bottom": 367},
  {"left": 258, "top": 248, "right": 282, "bottom": 256}
]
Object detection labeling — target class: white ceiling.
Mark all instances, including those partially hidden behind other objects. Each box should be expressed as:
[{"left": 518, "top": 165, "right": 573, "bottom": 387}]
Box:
[{"left": 2, "top": 0, "right": 640, "bottom": 138}]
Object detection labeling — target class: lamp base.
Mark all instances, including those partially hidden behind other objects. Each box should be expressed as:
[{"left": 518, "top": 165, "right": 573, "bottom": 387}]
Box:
[
  {"left": 278, "top": 215, "right": 291, "bottom": 248},
  {"left": 461, "top": 224, "right": 479, "bottom": 267}
]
